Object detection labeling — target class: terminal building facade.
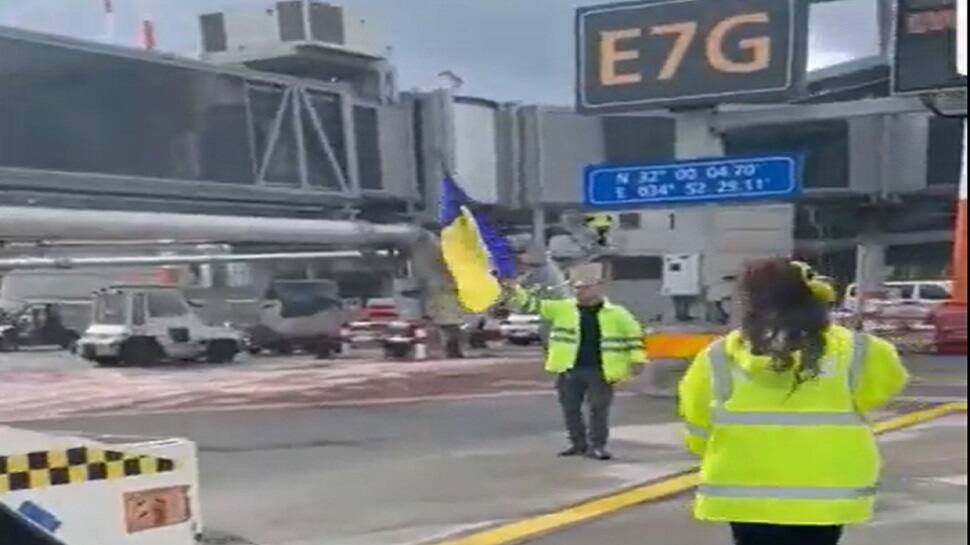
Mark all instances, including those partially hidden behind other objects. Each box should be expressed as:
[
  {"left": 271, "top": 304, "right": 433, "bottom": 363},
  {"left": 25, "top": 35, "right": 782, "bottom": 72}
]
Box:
[{"left": 0, "top": 3, "right": 964, "bottom": 316}]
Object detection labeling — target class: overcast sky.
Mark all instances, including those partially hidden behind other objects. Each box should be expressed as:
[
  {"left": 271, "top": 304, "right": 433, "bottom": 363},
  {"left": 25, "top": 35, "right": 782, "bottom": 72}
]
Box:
[{"left": 0, "top": 0, "right": 880, "bottom": 104}]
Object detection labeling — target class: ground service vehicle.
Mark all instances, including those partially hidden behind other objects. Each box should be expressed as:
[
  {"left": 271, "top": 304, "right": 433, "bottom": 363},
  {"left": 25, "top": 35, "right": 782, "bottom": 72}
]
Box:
[
  {"left": 247, "top": 279, "right": 346, "bottom": 357},
  {"left": 0, "top": 303, "right": 84, "bottom": 351},
  {"left": 0, "top": 320, "right": 18, "bottom": 352},
  {"left": 77, "top": 285, "right": 242, "bottom": 367}
]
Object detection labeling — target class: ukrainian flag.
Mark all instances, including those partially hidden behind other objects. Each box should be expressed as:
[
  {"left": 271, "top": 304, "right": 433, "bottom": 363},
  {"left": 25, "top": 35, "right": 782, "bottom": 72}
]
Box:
[{"left": 439, "top": 177, "right": 516, "bottom": 313}]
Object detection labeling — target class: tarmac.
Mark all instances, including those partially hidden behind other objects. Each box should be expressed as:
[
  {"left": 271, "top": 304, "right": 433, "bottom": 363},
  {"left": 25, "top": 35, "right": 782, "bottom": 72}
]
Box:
[{"left": 9, "top": 351, "right": 967, "bottom": 545}]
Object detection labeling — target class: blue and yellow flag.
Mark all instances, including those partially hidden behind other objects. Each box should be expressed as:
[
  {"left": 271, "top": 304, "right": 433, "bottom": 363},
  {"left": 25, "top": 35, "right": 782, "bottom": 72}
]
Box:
[{"left": 439, "top": 177, "right": 516, "bottom": 313}]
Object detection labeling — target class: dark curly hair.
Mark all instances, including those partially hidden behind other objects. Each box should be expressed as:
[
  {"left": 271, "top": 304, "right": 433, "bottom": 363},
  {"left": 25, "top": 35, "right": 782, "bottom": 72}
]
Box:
[{"left": 739, "top": 259, "right": 830, "bottom": 391}]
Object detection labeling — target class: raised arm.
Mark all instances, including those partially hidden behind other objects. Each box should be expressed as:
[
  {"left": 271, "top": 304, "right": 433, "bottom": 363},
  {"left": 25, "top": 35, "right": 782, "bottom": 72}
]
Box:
[
  {"left": 853, "top": 334, "right": 910, "bottom": 414},
  {"left": 506, "top": 284, "right": 570, "bottom": 322}
]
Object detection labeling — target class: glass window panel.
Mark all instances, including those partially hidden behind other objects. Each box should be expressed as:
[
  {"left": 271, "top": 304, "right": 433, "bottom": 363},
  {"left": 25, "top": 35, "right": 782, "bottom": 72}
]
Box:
[{"left": 0, "top": 35, "right": 255, "bottom": 184}]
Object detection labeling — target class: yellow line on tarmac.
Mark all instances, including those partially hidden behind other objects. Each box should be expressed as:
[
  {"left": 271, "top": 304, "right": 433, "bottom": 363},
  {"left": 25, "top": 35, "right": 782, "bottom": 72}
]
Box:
[
  {"left": 872, "top": 402, "right": 967, "bottom": 434},
  {"left": 433, "top": 402, "right": 968, "bottom": 545},
  {"left": 434, "top": 472, "right": 701, "bottom": 545}
]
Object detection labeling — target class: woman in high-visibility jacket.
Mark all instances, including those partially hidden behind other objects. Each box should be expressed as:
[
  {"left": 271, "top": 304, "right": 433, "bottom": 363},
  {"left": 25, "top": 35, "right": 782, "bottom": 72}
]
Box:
[{"left": 679, "top": 259, "right": 909, "bottom": 545}]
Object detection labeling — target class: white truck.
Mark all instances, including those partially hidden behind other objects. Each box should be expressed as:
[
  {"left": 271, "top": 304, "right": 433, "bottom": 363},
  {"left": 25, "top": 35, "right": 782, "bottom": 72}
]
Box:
[{"left": 76, "top": 285, "right": 243, "bottom": 367}]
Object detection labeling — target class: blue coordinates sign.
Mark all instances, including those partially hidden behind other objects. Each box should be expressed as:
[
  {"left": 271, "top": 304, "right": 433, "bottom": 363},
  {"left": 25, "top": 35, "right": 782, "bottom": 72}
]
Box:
[{"left": 584, "top": 155, "right": 801, "bottom": 209}]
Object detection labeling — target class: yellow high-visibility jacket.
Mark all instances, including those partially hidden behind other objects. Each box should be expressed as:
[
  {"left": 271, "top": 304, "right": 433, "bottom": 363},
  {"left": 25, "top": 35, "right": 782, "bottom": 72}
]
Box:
[
  {"left": 679, "top": 325, "right": 909, "bottom": 526},
  {"left": 514, "top": 287, "right": 646, "bottom": 383}
]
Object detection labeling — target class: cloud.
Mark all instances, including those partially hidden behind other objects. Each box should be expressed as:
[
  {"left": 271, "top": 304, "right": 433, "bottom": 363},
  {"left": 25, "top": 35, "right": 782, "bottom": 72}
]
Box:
[{"left": 0, "top": 0, "right": 882, "bottom": 104}]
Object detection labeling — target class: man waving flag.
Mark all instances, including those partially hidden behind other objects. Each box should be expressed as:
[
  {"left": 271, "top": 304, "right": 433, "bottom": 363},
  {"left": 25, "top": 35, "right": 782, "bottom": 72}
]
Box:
[{"left": 439, "top": 176, "right": 516, "bottom": 313}]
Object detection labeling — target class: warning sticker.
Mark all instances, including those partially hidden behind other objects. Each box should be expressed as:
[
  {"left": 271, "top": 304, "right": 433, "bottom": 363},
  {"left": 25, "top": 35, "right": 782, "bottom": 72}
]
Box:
[{"left": 124, "top": 486, "right": 191, "bottom": 534}]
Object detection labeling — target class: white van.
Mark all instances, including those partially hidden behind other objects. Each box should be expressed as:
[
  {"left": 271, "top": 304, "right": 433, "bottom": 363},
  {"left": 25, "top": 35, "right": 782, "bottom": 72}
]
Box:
[{"left": 843, "top": 281, "right": 952, "bottom": 311}]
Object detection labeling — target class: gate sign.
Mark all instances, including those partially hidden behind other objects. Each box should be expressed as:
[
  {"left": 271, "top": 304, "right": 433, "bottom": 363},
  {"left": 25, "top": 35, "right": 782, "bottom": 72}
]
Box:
[
  {"left": 576, "top": 0, "right": 808, "bottom": 113},
  {"left": 893, "top": 0, "right": 967, "bottom": 94},
  {"left": 584, "top": 155, "right": 801, "bottom": 209}
]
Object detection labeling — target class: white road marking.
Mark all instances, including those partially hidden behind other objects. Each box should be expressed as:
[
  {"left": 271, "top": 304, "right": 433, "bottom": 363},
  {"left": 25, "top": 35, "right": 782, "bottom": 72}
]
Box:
[{"left": 932, "top": 474, "right": 968, "bottom": 487}]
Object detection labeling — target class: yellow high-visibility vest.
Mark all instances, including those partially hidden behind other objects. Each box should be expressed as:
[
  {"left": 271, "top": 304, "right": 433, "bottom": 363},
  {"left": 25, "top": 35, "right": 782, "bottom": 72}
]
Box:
[
  {"left": 679, "top": 325, "right": 909, "bottom": 525},
  {"left": 513, "top": 287, "right": 646, "bottom": 383}
]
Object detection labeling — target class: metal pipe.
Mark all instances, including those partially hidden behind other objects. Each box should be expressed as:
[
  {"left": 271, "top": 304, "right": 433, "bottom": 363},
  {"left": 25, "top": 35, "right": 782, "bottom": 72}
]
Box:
[
  {"left": 2, "top": 240, "right": 213, "bottom": 248},
  {"left": 0, "top": 206, "right": 422, "bottom": 246},
  {"left": 0, "top": 250, "right": 391, "bottom": 271}
]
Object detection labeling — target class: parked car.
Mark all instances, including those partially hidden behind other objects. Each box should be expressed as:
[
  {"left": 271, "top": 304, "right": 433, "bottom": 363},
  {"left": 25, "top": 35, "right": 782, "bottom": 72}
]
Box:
[
  {"left": 843, "top": 281, "right": 952, "bottom": 313},
  {"left": 499, "top": 314, "right": 543, "bottom": 346}
]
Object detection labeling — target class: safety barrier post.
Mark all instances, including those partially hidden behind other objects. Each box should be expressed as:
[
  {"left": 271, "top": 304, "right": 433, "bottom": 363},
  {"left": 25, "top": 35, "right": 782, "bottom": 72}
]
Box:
[
  {"left": 340, "top": 326, "right": 354, "bottom": 358},
  {"left": 413, "top": 326, "right": 429, "bottom": 361}
]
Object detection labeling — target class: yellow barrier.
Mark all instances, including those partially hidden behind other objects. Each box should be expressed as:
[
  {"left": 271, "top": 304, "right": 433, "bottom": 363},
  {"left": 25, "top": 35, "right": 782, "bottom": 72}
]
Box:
[{"left": 644, "top": 332, "right": 721, "bottom": 360}]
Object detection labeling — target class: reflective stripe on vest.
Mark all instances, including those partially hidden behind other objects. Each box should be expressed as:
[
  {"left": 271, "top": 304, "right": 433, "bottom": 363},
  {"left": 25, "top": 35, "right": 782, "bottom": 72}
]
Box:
[
  {"left": 713, "top": 410, "right": 865, "bottom": 426},
  {"left": 602, "top": 337, "right": 641, "bottom": 353},
  {"left": 709, "top": 340, "right": 734, "bottom": 406},
  {"left": 698, "top": 485, "right": 877, "bottom": 500},
  {"left": 686, "top": 423, "right": 710, "bottom": 439},
  {"left": 548, "top": 334, "right": 640, "bottom": 352},
  {"left": 848, "top": 331, "right": 868, "bottom": 394},
  {"left": 521, "top": 293, "right": 542, "bottom": 314},
  {"left": 602, "top": 337, "right": 642, "bottom": 346},
  {"left": 708, "top": 334, "right": 871, "bottom": 406}
]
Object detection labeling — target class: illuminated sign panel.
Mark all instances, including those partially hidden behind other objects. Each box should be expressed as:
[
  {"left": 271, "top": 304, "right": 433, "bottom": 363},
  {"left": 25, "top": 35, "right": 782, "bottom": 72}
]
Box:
[
  {"left": 893, "top": 0, "right": 967, "bottom": 93},
  {"left": 576, "top": 0, "right": 808, "bottom": 113}
]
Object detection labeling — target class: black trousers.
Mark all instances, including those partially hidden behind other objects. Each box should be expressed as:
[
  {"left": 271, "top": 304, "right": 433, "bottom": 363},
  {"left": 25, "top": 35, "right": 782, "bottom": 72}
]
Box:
[
  {"left": 731, "top": 523, "right": 844, "bottom": 545},
  {"left": 556, "top": 366, "right": 614, "bottom": 450}
]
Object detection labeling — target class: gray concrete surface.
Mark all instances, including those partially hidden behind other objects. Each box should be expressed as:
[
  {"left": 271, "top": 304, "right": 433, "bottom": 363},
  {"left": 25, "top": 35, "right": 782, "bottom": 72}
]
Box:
[
  {"left": 22, "top": 396, "right": 697, "bottom": 545},
  {"left": 8, "top": 354, "right": 966, "bottom": 545},
  {"left": 527, "top": 414, "right": 968, "bottom": 545},
  {"left": 0, "top": 345, "right": 327, "bottom": 372},
  {"left": 18, "top": 394, "right": 966, "bottom": 545},
  {"left": 0, "top": 344, "right": 542, "bottom": 373},
  {"left": 0, "top": 345, "right": 551, "bottom": 422}
]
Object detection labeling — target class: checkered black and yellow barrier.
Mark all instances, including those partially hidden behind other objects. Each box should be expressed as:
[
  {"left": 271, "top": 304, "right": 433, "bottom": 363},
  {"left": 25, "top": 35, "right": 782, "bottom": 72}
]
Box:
[{"left": 0, "top": 446, "right": 176, "bottom": 494}]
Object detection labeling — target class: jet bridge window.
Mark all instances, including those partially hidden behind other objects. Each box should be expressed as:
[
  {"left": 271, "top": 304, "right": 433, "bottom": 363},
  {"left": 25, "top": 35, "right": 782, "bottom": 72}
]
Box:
[
  {"left": 355, "top": 105, "right": 383, "bottom": 190},
  {"left": 927, "top": 117, "right": 965, "bottom": 186},
  {"left": 611, "top": 256, "right": 663, "bottom": 281},
  {"left": 0, "top": 35, "right": 253, "bottom": 184},
  {"left": 725, "top": 121, "right": 849, "bottom": 189}
]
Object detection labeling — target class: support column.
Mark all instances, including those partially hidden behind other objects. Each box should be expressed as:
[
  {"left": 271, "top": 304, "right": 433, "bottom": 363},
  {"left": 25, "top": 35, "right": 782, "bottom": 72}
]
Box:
[
  {"left": 675, "top": 110, "right": 724, "bottom": 160},
  {"left": 669, "top": 110, "right": 725, "bottom": 324},
  {"left": 853, "top": 226, "right": 887, "bottom": 323},
  {"left": 877, "top": 0, "right": 895, "bottom": 59},
  {"left": 531, "top": 206, "right": 547, "bottom": 254}
]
